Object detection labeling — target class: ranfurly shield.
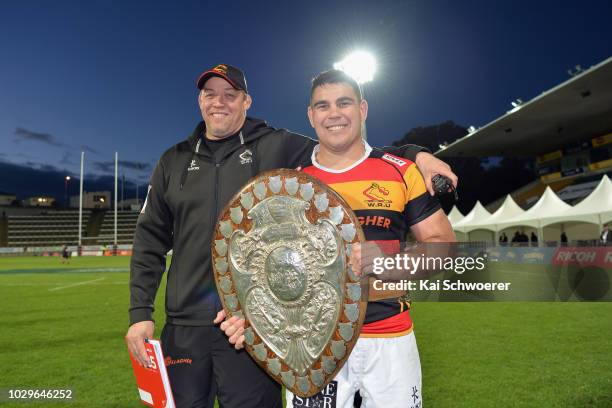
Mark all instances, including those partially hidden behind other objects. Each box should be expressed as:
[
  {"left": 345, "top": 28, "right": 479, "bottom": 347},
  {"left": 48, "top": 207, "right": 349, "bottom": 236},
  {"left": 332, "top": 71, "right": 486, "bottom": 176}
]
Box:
[{"left": 212, "top": 169, "right": 366, "bottom": 397}]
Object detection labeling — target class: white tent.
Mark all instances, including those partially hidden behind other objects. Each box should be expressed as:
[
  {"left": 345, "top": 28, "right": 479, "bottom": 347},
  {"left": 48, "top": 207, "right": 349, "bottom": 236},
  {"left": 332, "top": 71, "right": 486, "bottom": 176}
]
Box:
[
  {"left": 539, "top": 175, "right": 612, "bottom": 229},
  {"left": 460, "top": 195, "right": 525, "bottom": 233},
  {"left": 452, "top": 201, "right": 491, "bottom": 233},
  {"left": 447, "top": 206, "right": 465, "bottom": 225},
  {"left": 496, "top": 186, "right": 572, "bottom": 241}
]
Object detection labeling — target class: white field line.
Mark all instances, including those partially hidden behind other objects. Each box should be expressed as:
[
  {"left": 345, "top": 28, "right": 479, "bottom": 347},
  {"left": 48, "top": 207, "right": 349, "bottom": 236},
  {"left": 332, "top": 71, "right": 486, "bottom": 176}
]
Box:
[
  {"left": 0, "top": 281, "right": 127, "bottom": 287},
  {"left": 48, "top": 277, "right": 106, "bottom": 291},
  {"left": 57, "top": 268, "right": 129, "bottom": 273},
  {"left": 0, "top": 267, "right": 128, "bottom": 274}
]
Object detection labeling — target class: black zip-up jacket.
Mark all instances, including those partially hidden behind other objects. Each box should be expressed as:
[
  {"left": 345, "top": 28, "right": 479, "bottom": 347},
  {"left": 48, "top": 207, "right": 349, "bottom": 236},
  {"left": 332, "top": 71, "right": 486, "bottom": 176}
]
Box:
[{"left": 129, "top": 117, "right": 428, "bottom": 326}]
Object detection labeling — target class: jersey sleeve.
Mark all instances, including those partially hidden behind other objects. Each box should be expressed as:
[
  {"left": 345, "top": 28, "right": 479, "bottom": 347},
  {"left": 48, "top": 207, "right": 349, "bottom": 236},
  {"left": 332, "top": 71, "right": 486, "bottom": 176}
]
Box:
[{"left": 402, "top": 163, "right": 441, "bottom": 227}]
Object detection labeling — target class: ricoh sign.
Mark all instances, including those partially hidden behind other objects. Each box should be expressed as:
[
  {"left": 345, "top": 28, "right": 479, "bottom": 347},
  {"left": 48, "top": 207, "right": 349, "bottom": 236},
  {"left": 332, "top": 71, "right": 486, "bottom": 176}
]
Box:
[{"left": 552, "top": 247, "right": 612, "bottom": 268}]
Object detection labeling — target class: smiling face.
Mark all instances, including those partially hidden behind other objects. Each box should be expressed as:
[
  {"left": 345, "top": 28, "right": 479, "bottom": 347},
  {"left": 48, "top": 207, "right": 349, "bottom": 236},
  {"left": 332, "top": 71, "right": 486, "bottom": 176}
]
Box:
[
  {"left": 198, "top": 76, "right": 252, "bottom": 140},
  {"left": 308, "top": 82, "right": 368, "bottom": 155}
]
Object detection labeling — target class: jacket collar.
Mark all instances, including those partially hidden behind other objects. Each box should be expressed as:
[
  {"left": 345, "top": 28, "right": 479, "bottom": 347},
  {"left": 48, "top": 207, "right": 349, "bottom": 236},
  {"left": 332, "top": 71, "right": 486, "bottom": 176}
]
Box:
[{"left": 185, "top": 116, "right": 272, "bottom": 152}]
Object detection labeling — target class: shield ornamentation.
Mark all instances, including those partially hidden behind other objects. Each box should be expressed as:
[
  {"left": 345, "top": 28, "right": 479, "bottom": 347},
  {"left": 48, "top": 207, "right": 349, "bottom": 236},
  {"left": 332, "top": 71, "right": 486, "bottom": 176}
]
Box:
[{"left": 212, "top": 169, "right": 366, "bottom": 397}]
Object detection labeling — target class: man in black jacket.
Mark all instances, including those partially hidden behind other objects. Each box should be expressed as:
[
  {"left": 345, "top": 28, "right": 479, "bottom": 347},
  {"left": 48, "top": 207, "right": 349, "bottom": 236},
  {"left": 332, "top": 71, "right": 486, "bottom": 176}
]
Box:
[{"left": 125, "top": 63, "right": 457, "bottom": 408}]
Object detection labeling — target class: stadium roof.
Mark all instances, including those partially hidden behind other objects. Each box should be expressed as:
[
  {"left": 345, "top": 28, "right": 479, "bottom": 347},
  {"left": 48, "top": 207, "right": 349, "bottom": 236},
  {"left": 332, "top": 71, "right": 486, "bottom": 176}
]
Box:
[{"left": 437, "top": 56, "right": 612, "bottom": 157}]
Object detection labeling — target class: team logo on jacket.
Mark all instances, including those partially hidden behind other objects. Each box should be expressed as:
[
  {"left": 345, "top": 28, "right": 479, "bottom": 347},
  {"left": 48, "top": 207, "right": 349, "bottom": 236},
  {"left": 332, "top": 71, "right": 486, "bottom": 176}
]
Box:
[
  {"left": 362, "top": 183, "right": 392, "bottom": 208},
  {"left": 187, "top": 159, "right": 200, "bottom": 172},
  {"left": 239, "top": 149, "right": 253, "bottom": 165}
]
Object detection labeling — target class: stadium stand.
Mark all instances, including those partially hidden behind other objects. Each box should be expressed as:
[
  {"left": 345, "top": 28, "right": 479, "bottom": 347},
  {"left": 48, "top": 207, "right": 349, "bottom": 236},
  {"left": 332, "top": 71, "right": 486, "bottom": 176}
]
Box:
[
  {"left": 556, "top": 171, "right": 612, "bottom": 204},
  {"left": 438, "top": 56, "right": 612, "bottom": 245},
  {"left": 95, "top": 211, "right": 139, "bottom": 245},
  {"left": 4, "top": 209, "right": 141, "bottom": 247},
  {"left": 6, "top": 210, "right": 91, "bottom": 247},
  {"left": 0, "top": 215, "right": 7, "bottom": 247},
  {"left": 487, "top": 169, "right": 612, "bottom": 212}
]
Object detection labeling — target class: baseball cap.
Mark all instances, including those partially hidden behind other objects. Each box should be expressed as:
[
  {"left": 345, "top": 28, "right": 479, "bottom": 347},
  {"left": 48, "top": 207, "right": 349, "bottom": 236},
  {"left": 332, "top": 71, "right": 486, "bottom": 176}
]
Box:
[{"left": 196, "top": 63, "right": 248, "bottom": 93}]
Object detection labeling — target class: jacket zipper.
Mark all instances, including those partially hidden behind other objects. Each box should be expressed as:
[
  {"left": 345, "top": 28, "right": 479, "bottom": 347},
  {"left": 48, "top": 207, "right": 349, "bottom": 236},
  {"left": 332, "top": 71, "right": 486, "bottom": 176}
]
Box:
[{"left": 211, "top": 162, "right": 220, "bottom": 228}]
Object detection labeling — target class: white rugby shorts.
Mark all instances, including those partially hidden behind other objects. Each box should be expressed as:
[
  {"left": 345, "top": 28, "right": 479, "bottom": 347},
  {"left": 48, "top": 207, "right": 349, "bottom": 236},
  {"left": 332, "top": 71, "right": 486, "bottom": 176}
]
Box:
[{"left": 286, "top": 330, "right": 422, "bottom": 408}]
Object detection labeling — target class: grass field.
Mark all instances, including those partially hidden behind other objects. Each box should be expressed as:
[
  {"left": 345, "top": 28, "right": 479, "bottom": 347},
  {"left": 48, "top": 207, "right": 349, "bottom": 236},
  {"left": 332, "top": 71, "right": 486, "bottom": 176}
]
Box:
[{"left": 1, "top": 256, "right": 611, "bottom": 407}]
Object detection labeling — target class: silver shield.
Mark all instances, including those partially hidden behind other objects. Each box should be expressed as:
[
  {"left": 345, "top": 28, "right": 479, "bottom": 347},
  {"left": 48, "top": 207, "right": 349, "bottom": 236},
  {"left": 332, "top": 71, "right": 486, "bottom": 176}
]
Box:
[{"left": 212, "top": 169, "right": 366, "bottom": 398}]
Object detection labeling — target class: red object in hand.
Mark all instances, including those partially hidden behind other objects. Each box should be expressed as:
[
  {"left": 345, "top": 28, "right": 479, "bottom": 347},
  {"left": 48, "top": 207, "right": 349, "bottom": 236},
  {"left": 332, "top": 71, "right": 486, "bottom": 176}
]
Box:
[{"left": 127, "top": 339, "right": 175, "bottom": 408}]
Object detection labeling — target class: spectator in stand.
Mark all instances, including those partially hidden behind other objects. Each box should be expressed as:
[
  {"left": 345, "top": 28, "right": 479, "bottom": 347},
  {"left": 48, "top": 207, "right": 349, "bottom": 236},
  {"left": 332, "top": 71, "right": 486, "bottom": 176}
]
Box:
[
  {"left": 560, "top": 232, "right": 568, "bottom": 246},
  {"left": 530, "top": 232, "right": 538, "bottom": 247},
  {"left": 521, "top": 232, "right": 529, "bottom": 244},
  {"left": 600, "top": 223, "right": 610, "bottom": 245},
  {"left": 511, "top": 231, "right": 520, "bottom": 245}
]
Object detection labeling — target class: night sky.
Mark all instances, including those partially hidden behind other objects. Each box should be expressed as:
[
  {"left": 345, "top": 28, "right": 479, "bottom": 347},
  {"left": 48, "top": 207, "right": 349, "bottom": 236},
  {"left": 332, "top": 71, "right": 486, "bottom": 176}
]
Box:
[{"left": 1, "top": 0, "right": 611, "bottom": 196}]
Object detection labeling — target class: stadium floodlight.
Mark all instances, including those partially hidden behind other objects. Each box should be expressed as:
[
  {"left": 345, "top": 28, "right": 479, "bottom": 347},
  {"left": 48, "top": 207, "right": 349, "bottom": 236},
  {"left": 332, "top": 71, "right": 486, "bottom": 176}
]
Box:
[
  {"left": 511, "top": 98, "right": 524, "bottom": 108},
  {"left": 567, "top": 64, "right": 585, "bottom": 77},
  {"left": 468, "top": 126, "right": 476, "bottom": 134},
  {"left": 64, "top": 176, "right": 71, "bottom": 207},
  {"left": 333, "top": 51, "right": 377, "bottom": 84}
]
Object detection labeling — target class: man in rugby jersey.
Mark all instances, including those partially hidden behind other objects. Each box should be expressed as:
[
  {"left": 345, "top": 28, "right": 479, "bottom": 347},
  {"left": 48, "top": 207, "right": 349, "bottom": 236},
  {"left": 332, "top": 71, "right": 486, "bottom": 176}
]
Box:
[
  {"left": 220, "top": 69, "right": 456, "bottom": 407},
  {"left": 286, "top": 69, "right": 456, "bottom": 408}
]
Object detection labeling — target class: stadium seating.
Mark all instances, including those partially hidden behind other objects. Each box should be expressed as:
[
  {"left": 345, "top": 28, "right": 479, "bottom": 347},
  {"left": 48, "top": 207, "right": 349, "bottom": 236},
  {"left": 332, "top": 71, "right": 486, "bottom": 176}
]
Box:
[
  {"left": 6, "top": 210, "right": 91, "bottom": 247},
  {"left": 95, "top": 211, "right": 139, "bottom": 245},
  {"left": 6, "top": 209, "right": 141, "bottom": 247},
  {"left": 487, "top": 170, "right": 612, "bottom": 211}
]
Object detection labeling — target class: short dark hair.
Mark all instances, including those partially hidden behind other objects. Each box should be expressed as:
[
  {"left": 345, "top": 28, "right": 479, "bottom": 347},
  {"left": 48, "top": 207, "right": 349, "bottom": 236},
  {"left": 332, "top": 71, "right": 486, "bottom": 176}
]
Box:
[{"left": 310, "top": 69, "right": 362, "bottom": 103}]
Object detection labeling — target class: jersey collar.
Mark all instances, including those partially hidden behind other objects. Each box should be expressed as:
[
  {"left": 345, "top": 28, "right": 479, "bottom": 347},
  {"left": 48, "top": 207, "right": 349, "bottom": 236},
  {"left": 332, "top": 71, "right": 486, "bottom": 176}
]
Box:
[{"left": 311, "top": 140, "right": 372, "bottom": 174}]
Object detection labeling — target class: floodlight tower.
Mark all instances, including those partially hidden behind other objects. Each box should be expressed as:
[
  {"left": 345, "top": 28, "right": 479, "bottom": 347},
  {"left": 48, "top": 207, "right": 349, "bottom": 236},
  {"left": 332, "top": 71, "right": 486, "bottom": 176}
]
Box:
[
  {"left": 333, "top": 51, "right": 377, "bottom": 139},
  {"left": 64, "top": 176, "right": 71, "bottom": 208}
]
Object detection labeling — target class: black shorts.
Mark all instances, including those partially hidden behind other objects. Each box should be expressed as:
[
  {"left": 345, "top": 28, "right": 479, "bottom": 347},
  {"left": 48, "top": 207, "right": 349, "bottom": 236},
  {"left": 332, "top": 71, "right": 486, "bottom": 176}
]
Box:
[{"left": 161, "top": 323, "right": 281, "bottom": 408}]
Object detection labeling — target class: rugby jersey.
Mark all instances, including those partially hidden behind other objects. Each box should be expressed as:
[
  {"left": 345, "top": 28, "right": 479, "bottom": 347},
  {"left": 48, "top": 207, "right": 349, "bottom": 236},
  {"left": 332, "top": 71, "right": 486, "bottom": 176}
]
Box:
[{"left": 302, "top": 141, "right": 440, "bottom": 332}]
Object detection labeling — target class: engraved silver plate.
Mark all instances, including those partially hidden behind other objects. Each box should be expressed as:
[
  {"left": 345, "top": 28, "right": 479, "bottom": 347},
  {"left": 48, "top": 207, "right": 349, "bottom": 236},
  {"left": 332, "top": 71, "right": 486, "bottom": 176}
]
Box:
[{"left": 212, "top": 169, "right": 366, "bottom": 397}]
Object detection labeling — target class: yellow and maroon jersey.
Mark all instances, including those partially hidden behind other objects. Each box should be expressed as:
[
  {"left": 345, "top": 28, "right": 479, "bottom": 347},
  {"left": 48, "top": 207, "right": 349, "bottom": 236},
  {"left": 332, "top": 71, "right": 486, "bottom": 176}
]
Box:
[{"left": 302, "top": 143, "right": 441, "bottom": 331}]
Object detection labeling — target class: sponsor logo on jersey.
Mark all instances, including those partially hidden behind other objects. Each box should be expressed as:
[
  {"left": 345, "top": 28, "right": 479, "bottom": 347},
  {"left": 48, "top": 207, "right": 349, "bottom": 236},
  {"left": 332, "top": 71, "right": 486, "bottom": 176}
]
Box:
[
  {"left": 382, "top": 153, "right": 407, "bottom": 167},
  {"left": 363, "top": 182, "right": 392, "bottom": 208},
  {"left": 410, "top": 385, "right": 421, "bottom": 408},
  {"left": 357, "top": 215, "right": 391, "bottom": 229},
  {"left": 292, "top": 380, "right": 337, "bottom": 407}
]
